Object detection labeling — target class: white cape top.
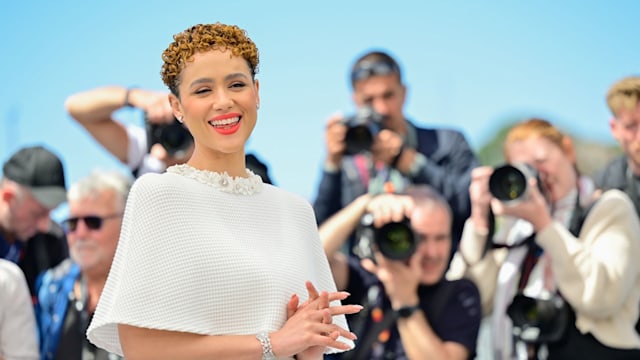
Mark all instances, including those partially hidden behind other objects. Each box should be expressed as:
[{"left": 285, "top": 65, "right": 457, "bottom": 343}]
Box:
[{"left": 87, "top": 165, "right": 352, "bottom": 357}]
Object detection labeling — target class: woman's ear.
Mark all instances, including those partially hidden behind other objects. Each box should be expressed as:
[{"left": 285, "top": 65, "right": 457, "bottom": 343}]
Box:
[{"left": 168, "top": 94, "right": 183, "bottom": 121}]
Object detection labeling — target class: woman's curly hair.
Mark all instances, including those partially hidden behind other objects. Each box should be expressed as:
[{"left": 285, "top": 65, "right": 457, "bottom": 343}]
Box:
[{"left": 161, "top": 23, "right": 259, "bottom": 96}]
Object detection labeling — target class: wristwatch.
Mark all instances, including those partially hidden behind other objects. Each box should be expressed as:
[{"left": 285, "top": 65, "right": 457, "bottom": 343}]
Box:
[{"left": 396, "top": 304, "right": 421, "bottom": 318}]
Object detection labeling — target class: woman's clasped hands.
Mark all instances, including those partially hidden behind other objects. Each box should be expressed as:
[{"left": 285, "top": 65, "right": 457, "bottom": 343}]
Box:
[{"left": 271, "top": 281, "right": 362, "bottom": 359}]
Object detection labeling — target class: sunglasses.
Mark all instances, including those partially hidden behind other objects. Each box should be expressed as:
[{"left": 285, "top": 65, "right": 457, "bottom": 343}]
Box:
[
  {"left": 62, "top": 213, "right": 122, "bottom": 233},
  {"left": 350, "top": 60, "right": 400, "bottom": 84}
]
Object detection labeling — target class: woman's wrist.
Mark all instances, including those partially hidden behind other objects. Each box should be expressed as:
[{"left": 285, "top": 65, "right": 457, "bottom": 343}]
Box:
[{"left": 256, "top": 332, "right": 276, "bottom": 360}]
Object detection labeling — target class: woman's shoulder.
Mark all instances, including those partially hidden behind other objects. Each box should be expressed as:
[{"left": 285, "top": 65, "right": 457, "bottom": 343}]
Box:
[
  {"left": 263, "top": 184, "right": 310, "bottom": 204},
  {"left": 132, "top": 171, "right": 186, "bottom": 191},
  {"left": 585, "top": 189, "right": 640, "bottom": 231},
  {"left": 0, "top": 258, "right": 22, "bottom": 279},
  {"left": 125, "top": 172, "right": 189, "bottom": 207},
  {"left": 592, "top": 188, "right": 635, "bottom": 212}
]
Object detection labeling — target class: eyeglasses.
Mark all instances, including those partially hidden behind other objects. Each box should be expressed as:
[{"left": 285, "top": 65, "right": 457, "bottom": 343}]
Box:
[
  {"left": 350, "top": 60, "right": 400, "bottom": 84},
  {"left": 62, "top": 213, "right": 122, "bottom": 233}
]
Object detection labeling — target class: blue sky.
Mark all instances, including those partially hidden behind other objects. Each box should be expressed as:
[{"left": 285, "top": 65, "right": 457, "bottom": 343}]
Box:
[{"left": 2, "top": 1, "right": 639, "bottom": 220}]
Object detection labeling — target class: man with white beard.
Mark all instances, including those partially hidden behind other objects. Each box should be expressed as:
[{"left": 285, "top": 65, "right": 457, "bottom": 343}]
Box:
[{"left": 35, "top": 170, "right": 132, "bottom": 360}]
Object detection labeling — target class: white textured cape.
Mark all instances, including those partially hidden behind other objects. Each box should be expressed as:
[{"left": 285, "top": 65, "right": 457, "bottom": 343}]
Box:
[{"left": 87, "top": 168, "right": 352, "bottom": 357}]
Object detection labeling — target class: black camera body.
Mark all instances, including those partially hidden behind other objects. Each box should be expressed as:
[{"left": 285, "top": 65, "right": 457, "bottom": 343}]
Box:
[
  {"left": 343, "top": 106, "right": 384, "bottom": 155},
  {"left": 489, "top": 163, "right": 542, "bottom": 204},
  {"left": 145, "top": 116, "right": 193, "bottom": 158},
  {"left": 353, "top": 213, "right": 417, "bottom": 261},
  {"left": 507, "top": 293, "right": 570, "bottom": 344}
]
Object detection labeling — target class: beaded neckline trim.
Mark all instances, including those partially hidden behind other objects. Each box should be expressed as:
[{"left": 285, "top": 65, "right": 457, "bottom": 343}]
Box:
[{"left": 166, "top": 164, "right": 263, "bottom": 195}]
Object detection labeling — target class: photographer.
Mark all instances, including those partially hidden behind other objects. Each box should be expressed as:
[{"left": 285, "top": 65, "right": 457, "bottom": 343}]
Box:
[
  {"left": 65, "top": 86, "right": 274, "bottom": 183},
  {"left": 66, "top": 86, "right": 190, "bottom": 177},
  {"left": 448, "top": 118, "right": 640, "bottom": 359},
  {"left": 320, "top": 186, "right": 482, "bottom": 360},
  {"left": 594, "top": 76, "right": 640, "bottom": 215},
  {"left": 313, "top": 50, "right": 478, "bottom": 258}
]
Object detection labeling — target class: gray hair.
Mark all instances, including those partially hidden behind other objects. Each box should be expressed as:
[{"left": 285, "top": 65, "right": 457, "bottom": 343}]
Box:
[
  {"left": 67, "top": 170, "right": 133, "bottom": 212},
  {"left": 404, "top": 185, "right": 453, "bottom": 226}
]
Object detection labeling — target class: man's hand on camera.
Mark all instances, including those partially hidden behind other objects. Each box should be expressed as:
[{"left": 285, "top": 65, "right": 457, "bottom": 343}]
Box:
[
  {"left": 469, "top": 166, "right": 494, "bottom": 231},
  {"left": 324, "top": 113, "right": 347, "bottom": 168},
  {"left": 361, "top": 247, "right": 421, "bottom": 310},
  {"left": 361, "top": 193, "right": 421, "bottom": 307},
  {"left": 371, "top": 129, "right": 404, "bottom": 166},
  {"left": 139, "top": 91, "right": 175, "bottom": 125},
  {"left": 366, "top": 193, "right": 413, "bottom": 228},
  {"left": 148, "top": 143, "right": 191, "bottom": 166}
]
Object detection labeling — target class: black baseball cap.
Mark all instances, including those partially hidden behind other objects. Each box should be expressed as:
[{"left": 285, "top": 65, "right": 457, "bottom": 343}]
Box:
[{"left": 3, "top": 145, "right": 67, "bottom": 209}]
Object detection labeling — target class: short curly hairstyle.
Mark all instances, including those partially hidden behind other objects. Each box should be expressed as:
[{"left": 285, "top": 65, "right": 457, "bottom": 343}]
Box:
[
  {"left": 606, "top": 76, "right": 640, "bottom": 118},
  {"left": 160, "top": 23, "right": 259, "bottom": 96}
]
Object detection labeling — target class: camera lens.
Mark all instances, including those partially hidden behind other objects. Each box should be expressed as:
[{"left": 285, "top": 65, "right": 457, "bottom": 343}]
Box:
[
  {"left": 343, "top": 106, "right": 382, "bottom": 155},
  {"left": 344, "top": 125, "right": 374, "bottom": 155},
  {"left": 489, "top": 164, "right": 529, "bottom": 202},
  {"left": 375, "top": 220, "right": 416, "bottom": 260},
  {"left": 147, "top": 119, "right": 193, "bottom": 157}
]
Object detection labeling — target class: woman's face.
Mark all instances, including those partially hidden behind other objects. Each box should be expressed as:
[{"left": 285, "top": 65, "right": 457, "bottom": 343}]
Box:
[
  {"left": 505, "top": 136, "right": 577, "bottom": 203},
  {"left": 170, "top": 49, "right": 259, "bottom": 158}
]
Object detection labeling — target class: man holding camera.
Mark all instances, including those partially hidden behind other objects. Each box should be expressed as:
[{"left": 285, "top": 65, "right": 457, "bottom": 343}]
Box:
[
  {"left": 313, "top": 50, "right": 478, "bottom": 257},
  {"left": 65, "top": 86, "right": 192, "bottom": 177},
  {"left": 320, "top": 186, "right": 482, "bottom": 360},
  {"left": 594, "top": 76, "right": 640, "bottom": 216},
  {"left": 65, "top": 86, "right": 274, "bottom": 183}
]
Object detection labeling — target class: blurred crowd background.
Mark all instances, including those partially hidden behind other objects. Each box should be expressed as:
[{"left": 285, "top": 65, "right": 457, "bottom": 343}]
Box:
[{"left": 1, "top": 0, "right": 638, "bottom": 220}]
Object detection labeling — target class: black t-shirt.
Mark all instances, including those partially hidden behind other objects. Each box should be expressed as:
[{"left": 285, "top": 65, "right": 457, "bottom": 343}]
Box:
[
  {"left": 328, "top": 256, "right": 482, "bottom": 360},
  {"left": 55, "top": 286, "right": 123, "bottom": 360}
]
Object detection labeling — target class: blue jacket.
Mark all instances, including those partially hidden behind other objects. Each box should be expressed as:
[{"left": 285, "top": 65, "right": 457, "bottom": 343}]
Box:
[{"left": 34, "top": 258, "right": 80, "bottom": 360}]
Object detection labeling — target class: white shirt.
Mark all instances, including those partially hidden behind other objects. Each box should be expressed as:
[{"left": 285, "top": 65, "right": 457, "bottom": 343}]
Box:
[
  {"left": 0, "top": 259, "right": 39, "bottom": 360},
  {"left": 126, "top": 125, "right": 166, "bottom": 175}
]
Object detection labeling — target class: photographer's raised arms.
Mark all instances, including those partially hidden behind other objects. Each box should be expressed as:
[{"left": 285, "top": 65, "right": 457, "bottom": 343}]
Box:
[{"left": 448, "top": 118, "right": 640, "bottom": 360}]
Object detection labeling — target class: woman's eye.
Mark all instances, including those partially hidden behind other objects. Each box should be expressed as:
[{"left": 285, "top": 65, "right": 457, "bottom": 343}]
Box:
[
  {"left": 195, "top": 88, "right": 211, "bottom": 94},
  {"left": 230, "top": 82, "right": 246, "bottom": 88}
]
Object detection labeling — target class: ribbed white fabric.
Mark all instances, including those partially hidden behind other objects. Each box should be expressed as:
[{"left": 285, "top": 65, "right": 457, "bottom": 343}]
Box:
[{"left": 87, "top": 166, "right": 352, "bottom": 357}]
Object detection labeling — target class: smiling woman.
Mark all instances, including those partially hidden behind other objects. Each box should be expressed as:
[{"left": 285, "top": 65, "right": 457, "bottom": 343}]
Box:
[{"left": 85, "top": 22, "right": 361, "bottom": 360}]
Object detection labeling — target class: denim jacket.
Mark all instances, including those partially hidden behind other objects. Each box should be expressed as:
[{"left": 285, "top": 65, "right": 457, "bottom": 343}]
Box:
[{"left": 34, "top": 258, "right": 80, "bottom": 360}]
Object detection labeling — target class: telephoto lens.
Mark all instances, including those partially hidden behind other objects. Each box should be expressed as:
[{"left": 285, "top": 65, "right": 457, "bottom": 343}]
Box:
[
  {"left": 354, "top": 214, "right": 417, "bottom": 261},
  {"left": 375, "top": 219, "right": 417, "bottom": 260},
  {"left": 488, "top": 163, "right": 539, "bottom": 204}
]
